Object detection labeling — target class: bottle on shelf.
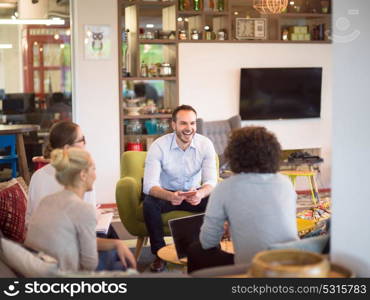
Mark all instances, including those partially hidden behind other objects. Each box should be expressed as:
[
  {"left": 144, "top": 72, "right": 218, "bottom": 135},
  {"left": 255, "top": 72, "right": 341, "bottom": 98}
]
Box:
[
  {"left": 140, "top": 61, "right": 148, "bottom": 77},
  {"left": 122, "top": 29, "right": 130, "bottom": 77},
  {"left": 179, "top": 0, "right": 185, "bottom": 11},
  {"left": 217, "top": 0, "right": 224, "bottom": 12},
  {"left": 193, "top": 0, "right": 201, "bottom": 11}
]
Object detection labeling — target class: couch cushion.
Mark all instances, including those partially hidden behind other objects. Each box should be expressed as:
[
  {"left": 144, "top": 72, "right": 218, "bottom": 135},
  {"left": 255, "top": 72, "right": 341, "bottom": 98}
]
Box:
[
  {"left": 268, "top": 235, "right": 329, "bottom": 254},
  {"left": 0, "top": 237, "right": 58, "bottom": 278},
  {"left": 0, "top": 181, "right": 27, "bottom": 243}
]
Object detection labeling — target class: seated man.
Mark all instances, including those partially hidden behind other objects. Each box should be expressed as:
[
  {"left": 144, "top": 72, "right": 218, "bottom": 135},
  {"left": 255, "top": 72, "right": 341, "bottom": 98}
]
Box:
[
  {"left": 143, "top": 105, "right": 217, "bottom": 272},
  {"left": 187, "top": 126, "right": 299, "bottom": 273}
]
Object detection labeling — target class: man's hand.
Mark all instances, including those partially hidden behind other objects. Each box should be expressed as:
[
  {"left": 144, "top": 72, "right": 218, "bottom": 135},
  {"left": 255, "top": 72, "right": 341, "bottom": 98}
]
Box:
[
  {"left": 185, "top": 189, "right": 203, "bottom": 206},
  {"left": 115, "top": 240, "right": 137, "bottom": 269},
  {"left": 170, "top": 191, "right": 186, "bottom": 205}
]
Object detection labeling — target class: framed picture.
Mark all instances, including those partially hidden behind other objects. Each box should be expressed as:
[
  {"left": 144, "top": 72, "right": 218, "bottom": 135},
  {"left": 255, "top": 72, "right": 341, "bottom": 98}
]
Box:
[
  {"left": 84, "top": 25, "right": 112, "bottom": 60},
  {"left": 235, "top": 18, "right": 267, "bottom": 40}
]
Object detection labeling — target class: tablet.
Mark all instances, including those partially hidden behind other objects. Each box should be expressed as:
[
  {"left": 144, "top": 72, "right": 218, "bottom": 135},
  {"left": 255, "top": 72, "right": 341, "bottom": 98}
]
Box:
[{"left": 178, "top": 191, "right": 197, "bottom": 197}]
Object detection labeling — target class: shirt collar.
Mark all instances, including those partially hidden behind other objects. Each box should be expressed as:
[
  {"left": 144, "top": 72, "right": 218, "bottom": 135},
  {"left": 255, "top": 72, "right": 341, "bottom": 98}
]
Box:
[{"left": 170, "top": 133, "right": 197, "bottom": 151}]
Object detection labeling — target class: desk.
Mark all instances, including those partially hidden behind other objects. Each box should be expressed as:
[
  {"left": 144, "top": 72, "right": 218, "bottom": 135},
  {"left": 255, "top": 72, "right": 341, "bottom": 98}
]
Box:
[
  {"left": 157, "top": 240, "right": 234, "bottom": 266},
  {"left": 0, "top": 124, "right": 40, "bottom": 183}
]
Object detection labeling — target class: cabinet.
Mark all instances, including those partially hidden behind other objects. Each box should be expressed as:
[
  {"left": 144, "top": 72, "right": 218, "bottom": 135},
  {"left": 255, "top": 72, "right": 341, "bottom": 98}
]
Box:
[{"left": 118, "top": 0, "right": 331, "bottom": 153}]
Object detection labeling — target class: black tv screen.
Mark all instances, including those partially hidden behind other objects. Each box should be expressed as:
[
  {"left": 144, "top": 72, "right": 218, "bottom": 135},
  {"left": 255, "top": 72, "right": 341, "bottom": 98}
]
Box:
[{"left": 239, "top": 67, "right": 322, "bottom": 120}]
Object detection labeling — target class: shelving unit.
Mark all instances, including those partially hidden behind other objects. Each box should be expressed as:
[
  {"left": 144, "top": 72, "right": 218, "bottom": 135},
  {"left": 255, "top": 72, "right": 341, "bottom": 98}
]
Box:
[{"left": 118, "top": 0, "right": 332, "bottom": 153}]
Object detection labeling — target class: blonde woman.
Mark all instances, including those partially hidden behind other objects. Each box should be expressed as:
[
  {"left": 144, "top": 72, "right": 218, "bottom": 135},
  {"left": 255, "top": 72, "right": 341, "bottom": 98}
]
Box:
[{"left": 25, "top": 148, "right": 136, "bottom": 272}]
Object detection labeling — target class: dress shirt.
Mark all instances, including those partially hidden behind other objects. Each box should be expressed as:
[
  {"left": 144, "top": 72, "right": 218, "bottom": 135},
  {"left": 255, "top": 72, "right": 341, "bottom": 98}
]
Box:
[{"left": 143, "top": 132, "right": 217, "bottom": 195}]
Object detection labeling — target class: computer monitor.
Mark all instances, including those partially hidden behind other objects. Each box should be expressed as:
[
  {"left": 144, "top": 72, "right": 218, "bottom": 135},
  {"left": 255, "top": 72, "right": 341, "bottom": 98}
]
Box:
[{"left": 3, "top": 93, "right": 35, "bottom": 114}]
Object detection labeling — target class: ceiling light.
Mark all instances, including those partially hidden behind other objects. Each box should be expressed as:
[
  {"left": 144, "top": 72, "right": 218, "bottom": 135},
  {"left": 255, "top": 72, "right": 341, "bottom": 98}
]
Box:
[
  {"left": 253, "top": 0, "right": 288, "bottom": 14},
  {"left": 0, "top": 44, "right": 13, "bottom": 49},
  {"left": 0, "top": 3, "right": 16, "bottom": 9},
  {"left": 0, "top": 18, "right": 65, "bottom": 25}
]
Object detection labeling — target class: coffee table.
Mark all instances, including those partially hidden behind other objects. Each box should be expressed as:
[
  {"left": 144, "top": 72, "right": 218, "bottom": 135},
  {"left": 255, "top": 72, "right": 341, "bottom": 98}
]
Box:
[{"left": 157, "top": 240, "right": 234, "bottom": 266}]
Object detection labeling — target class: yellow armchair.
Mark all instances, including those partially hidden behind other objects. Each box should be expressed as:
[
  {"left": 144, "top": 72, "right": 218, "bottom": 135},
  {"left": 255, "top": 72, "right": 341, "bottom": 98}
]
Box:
[{"left": 115, "top": 151, "right": 205, "bottom": 258}]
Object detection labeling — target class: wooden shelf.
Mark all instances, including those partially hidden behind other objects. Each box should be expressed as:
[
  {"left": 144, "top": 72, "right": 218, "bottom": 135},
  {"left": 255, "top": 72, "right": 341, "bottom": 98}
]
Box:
[
  {"left": 203, "top": 11, "right": 229, "bottom": 16},
  {"left": 123, "top": 114, "right": 172, "bottom": 120},
  {"left": 122, "top": 76, "right": 177, "bottom": 81},
  {"left": 178, "top": 11, "right": 203, "bottom": 15},
  {"left": 139, "top": 39, "right": 177, "bottom": 44},
  {"left": 279, "top": 13, "right": 331, "bottom": 18},
  {"left": 178, "top": 39, "right": 331, "bottom": 43},
  {"left": 122, "top": 0, "right": 175, "bottom": 7},
  {"left": 119, "top": 0, "right": 332, "bottom": 153}
]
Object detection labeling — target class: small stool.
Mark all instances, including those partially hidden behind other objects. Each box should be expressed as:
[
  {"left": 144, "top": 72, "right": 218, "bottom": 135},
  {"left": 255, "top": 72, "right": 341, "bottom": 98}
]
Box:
[{"left": 281, "top": 170, "right": 319, "bottom": 205}]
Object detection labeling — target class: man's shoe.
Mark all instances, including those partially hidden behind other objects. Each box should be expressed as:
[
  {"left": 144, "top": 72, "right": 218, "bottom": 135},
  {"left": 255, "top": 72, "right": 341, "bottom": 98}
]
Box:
[{"left": 150, "top": 257, "right": 166, "bottom": 272}]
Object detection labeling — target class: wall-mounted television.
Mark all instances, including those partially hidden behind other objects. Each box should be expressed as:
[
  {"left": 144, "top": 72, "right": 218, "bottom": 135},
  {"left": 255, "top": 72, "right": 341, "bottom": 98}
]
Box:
[{"left": 239, "top": 67, "right": 322, "bottom": 120}]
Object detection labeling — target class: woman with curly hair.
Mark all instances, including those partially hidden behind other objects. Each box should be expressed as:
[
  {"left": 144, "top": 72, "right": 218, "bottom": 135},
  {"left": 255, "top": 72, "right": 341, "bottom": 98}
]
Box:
[{"left": 187, "top": 126, "right": 299, "bottom": 272}]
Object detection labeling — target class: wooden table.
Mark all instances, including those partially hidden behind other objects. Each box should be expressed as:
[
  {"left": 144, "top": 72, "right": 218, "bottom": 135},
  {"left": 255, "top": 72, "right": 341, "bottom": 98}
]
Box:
[
  {"left": 0, "top": 124, "right": 40, "bottom": 184},
  {"left": 157, "top": 240, "right": 234, "bottom": 266}
]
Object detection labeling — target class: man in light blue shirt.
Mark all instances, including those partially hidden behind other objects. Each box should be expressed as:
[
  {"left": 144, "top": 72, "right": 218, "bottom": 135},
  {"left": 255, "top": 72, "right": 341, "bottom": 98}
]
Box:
[{"left": 143, "top": 105, "right": 217, "bottom": 272}]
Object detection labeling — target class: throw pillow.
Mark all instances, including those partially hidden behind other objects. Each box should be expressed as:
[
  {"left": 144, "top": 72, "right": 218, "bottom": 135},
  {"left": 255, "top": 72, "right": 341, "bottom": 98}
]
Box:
[
  {"left": 0, "top": 177, "right": 28, "bottom": 194},
  {"left": 0, "top": 237, "right": 58, "bottom": 278},
  {"left": 0, "top": 182, "right": 27, "bottom": 243},
  {"left": 268, "top": 235, "right": 329, "bottom": 254}
]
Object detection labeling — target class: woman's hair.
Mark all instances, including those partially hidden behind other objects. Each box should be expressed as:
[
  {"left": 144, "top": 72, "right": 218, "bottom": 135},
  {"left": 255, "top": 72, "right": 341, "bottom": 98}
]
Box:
[
  {"left": 43, "top": 121, "right": 79, "bottom": 158},
  {"left": 50, "top": 148, "right": 92, "bottom": 187},
  {"left": 224, "top": 126, "right": 281, "bottom": 174}
]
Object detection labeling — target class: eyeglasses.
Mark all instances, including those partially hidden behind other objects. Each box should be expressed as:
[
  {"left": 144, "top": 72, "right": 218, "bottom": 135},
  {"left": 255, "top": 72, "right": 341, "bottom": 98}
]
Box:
[{"left": 73, "top": 136, "right": 86, "bottom": 145}]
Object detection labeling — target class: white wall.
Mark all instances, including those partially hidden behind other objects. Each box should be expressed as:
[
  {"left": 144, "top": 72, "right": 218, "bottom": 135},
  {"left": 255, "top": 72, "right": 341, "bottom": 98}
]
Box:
[
  {"left": 179, "top": 43, "right": 332, "bottom": 188},
  {"left": 72, "top": 0, "right": 120, "bottom": 203},
  {"left": 0, "top": 25, "right": 22, "bottom": 93},
  {"left": 331, "top": 0, "right": 370, "bottom": 276}
]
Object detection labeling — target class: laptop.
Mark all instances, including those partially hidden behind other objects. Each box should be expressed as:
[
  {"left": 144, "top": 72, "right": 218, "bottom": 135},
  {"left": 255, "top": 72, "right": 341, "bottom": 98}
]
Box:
[{"left": 168, "top": 213, "right": 205, "bottom": 259}]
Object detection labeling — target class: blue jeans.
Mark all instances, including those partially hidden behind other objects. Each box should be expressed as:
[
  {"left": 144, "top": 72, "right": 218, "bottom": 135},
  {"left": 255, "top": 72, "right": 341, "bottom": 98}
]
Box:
[
  {"left": 143, "top": 194, "right": 209, "bottom": 255},
  {"left": 96, "top": 250, "right": 126, "bottom": 271}
]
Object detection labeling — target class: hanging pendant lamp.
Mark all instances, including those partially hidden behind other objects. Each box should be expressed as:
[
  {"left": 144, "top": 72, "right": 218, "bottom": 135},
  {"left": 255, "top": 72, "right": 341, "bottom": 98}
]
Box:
[{"left": 253, "top": 0, "right": 289, "bottom": 14}]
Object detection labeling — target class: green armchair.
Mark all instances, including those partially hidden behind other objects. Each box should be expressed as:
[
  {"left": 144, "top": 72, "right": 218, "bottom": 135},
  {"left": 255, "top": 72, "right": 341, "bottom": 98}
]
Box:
[{"left": 115, "top": 151, "right": 203, "bottom": 258}]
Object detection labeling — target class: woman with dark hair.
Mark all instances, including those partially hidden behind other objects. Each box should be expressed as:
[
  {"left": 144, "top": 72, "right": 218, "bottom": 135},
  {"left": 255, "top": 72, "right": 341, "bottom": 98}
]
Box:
[
  {"left": 26, "top": 121, "right": 95, "bottom": 225},
  {"left": 187, "top": 126, "right": 299, "bottom": 273}
]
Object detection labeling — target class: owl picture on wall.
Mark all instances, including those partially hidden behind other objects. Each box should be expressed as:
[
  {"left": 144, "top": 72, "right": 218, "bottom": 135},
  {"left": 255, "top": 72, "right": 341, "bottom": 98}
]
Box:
[
  {"left": 84, "top": 25, "right": 112, "bottom": 60},
  {"left": 92, "top": 32, "right": 104, "bottom": 52}
]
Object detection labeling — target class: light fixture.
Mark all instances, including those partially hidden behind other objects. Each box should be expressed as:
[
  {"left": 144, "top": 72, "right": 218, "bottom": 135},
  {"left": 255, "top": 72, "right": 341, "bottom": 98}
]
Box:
[
  {"left": 253, "top": 0, "right": 288, "bottom": 14},
  {"left": 0, "top": 44, "right": 13, "bottom": 49},
  {"left": 0, "top": 18, "right": 65, "bottom": 25},
  {"left": 0, "top": 3, "right": 16, "bottom": 9}
]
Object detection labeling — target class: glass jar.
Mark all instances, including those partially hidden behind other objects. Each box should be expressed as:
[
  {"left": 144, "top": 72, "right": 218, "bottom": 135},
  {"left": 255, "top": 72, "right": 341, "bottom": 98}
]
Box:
[
  {"left": 191, "top": 30, "right": 200, "bottom": 40},
  {"left": 217, "top": 30, "right": 226, "bottom": 40},
  {"left": 126, "top": 119, "right": 142, "bottom": 135},
  {"left": 179, "top": 30, "right": 187, "bottom": 40},
  {"left": 157, "top": 119, "right": 170, "bottom": 134},
  {"left": 159, "top": 63, "right": 172, "bottom": 77}
]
